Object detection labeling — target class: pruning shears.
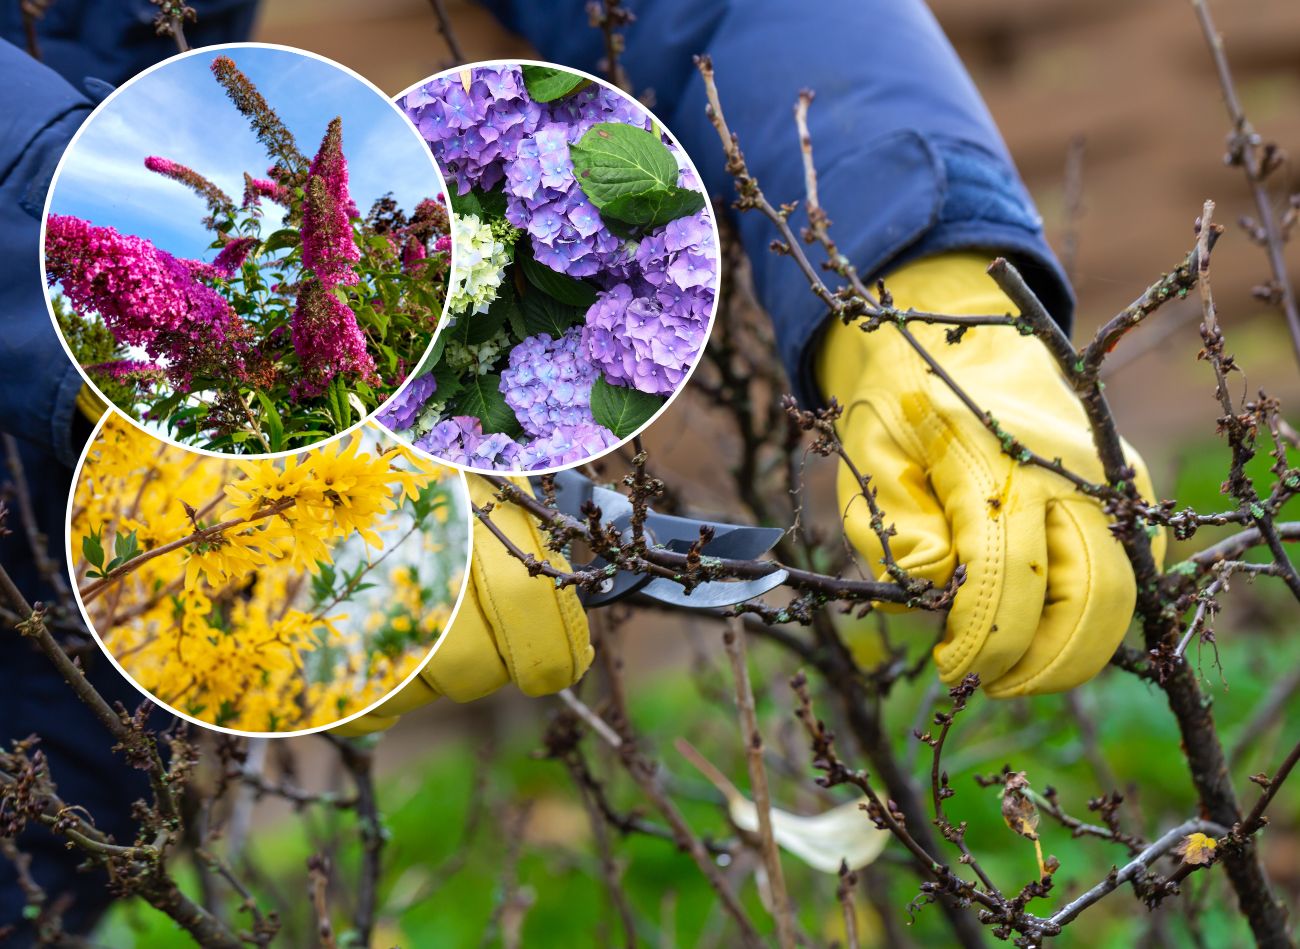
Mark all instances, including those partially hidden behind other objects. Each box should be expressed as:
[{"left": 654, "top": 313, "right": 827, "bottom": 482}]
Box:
[{"left": 530, "top": 469, "right": 789, "bottom": 609}]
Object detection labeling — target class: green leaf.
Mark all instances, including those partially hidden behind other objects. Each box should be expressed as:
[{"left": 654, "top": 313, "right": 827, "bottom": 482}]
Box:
[
  {"left": 358, "top": 303, "right": 390, "bottom": 337},
  {"left": 522, "top": 292, "right": 585, "bottom": 339},
  {"left": 254, "top": 391, "right": 285, "bottom": 452},
  {"left": 600, "top": 185, "right": 706, "bottom": 229},
  {"left": 590, "top": 375, "right": 665, "bottom": 439},
  {"left": 451, "top": 374, "right": 522, "bottom": 438},
  {"left": 449, "top": 187, "right": 508, "bottom": 223},
  {"left": 82, "top": 528, "right": 105, "bottom": 571},
  {"left": 521, "top": 65, "right": 590, "bottom": 102},
  {"left": 429, "top": 363, "right": 464, "bottom": 406},
  {"left": 445, "top": 287, "right": 512, "bottom": 348},
  {"left": 519, "top": 252, "right": 598, "bottom": 308},
  {"left": 570, "top": 122, "right": 679, "bottom": 209},
  {"left": 327, "top": 376, "right": 352, "bottom": 430},
  {"left": 113, "top": 529, "right": 139, "bottom": 564},
  {"left": 261, "top": 228, "right": 300, "bottom": 254}
]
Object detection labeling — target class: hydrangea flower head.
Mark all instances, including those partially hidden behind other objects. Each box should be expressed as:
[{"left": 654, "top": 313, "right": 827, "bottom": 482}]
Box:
[
  {"left": 402, "top": 66, "right": 542, "bottom": 195},
  {"left": 500, "top": 328, "right": 600, "bottom": 437},
  {"left": 519, "top": 422, "right": 618, "bottom": 470},
  {"left": 415, "top": 416, "right": 523, "bottom": 469},
  {"left": 447, "top": 213, "right": 510, "bottom": 315},
  {"left": 378, "top": 373, "right": 438, "bottom": 431},
  {"left": 582, "top": 284, "right": 707, "bottom": 395}
]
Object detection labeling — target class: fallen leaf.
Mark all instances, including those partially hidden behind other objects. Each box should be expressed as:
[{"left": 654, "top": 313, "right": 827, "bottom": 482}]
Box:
[{"left": 677, "top": 738, "right": 889, "bottom": 874}]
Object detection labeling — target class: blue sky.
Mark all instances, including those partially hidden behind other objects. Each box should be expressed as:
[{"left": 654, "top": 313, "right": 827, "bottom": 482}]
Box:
[{"left": 50, "top": 46, "right": 442, "bottom": 260}]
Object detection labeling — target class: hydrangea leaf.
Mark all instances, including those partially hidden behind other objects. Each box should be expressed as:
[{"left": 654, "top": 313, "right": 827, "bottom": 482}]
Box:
[
  {"left": 520, "top": 65, "right": 590, "bottom": 103},
  {"left": 446, "top": 294, "right": 509, "bottom": 347},
  {"left": 452, "top": 373, "right": 523, "bottom": 438},
  {"left": 449, "top": 187, "right": 509, "bottom": 223},
  {"left": 522, "top": 292, "right": 585, "bottom": 339},
  {"left": 600, "top": 185, "right": 706, "bottom": 229},
  {"left": 590, "top": 375, "right": 665, "bottom": 438},
  {"left": 430, "top": 361, "right": 464, "bottom": 405},
  {"left": 519, "top": 252, "right": 599, "bottom": 308},
  {"left": 570, "top": 122, "right": 679, "bottom": 208}
]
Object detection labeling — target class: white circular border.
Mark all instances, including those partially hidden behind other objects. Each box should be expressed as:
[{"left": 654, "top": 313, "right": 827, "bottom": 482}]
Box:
[
  {"left": 379, "top": 59, "right": 724, "bottom": 478},
  {"left": 39, "top": 41, "right": 459, "bottom": 461},
  {"left": 63, "top": 409, "right": 475, "bottom": 739}
]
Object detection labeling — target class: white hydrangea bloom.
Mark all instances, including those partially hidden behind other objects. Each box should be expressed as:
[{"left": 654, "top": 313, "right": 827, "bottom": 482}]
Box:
[{"left": 447, "top": 212, "right": 510, "bottom": 315}]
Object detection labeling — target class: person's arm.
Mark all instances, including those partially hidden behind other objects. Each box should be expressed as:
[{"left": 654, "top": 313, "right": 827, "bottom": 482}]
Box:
[
  {"left": 0, "top": 40, "right": 92, "bottom": 468},
  {"left": 481, "top": 0, "right": 1072, "bottom": 406}
]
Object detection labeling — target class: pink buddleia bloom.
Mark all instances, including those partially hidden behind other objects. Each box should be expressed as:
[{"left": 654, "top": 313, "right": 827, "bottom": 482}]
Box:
[
  {"left": 212, "top": 235, "right": 258, "bottom": 276},
  {"left": 45, "top": 214, "right": 251, "bottom": 391},
  {"left": 144, "top": 156, "right": 233, "bottom": 216},
  {"left": 300, "top": 117, "right": 360, "bottom": 288},
  {"left": 290, "top": 281, "right": 375, "bottom": 396},
  {"left": 241, "top": 172, "right": 291, "bottom": 208}
]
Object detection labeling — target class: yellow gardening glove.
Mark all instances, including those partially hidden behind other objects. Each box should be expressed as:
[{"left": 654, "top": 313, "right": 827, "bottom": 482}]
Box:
[
  {"left": 817, "top": 253, "right": 1165, "bottom": 697},
  {"left": 76, "top": 383, "right": 108, "bottom": 423},
  {"left": 334, "top": 476, "right": 592, "bottom": 735}
]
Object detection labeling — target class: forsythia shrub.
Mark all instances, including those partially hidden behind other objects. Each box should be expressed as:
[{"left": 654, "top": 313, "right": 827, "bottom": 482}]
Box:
[{"left": 72, "top": 416, "right": 467, "bottom": 732}]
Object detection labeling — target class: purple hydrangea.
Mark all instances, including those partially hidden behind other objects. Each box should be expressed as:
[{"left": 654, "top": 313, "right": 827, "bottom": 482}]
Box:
[
  {"left": 502, "top": 123, "right": 629, "bottom": 278},
  {"left": 582, "top": 284, "right": 708, "bottom": 395},
  {"left": 415, "top": 416, "right": 523, "bottom": 469},
  {"left": 378, "top": 373, "right": 437, "bottom": 431},
  {"left": 402, "top": 67, "right": 543, "bottom": 195},
  {"left": 500, "top": 328, "right": 600, "bottom": 437},
  {"left": 636, "top": 209, "right": 717, "bottom": 296},
  {"left": 518, "top": 423, "right": 619, "bottom": 470}
]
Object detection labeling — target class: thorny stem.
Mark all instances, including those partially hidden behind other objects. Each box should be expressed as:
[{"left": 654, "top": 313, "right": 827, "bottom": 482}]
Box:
[
  {"left": 587, "top": 0, "right": 634, "bottom": 92},
  {"left": 1191, "top": 0, "right": 1300, "bottom": 368}
]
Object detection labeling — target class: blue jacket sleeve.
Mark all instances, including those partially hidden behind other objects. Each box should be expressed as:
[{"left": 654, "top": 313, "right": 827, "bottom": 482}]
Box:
[
  {"left": 0, "top": 0, "right": 259, "bottom": 89},
  {"left": 0, "top": 40, "right": 91, "bottom": 467},
  {"left": 482, "top": 0, "right": 1073, "bottom": 407}
]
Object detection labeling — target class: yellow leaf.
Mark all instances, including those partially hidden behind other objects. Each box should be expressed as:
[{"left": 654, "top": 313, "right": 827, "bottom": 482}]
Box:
[{"left": 1177, "top": 832, "right": 1218, "bottom": 866}]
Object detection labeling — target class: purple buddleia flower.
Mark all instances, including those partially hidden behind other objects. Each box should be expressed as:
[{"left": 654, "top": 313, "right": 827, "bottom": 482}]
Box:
[
  {"left": 582, "top": 284, "right": 707, "bottom": 395},
  {"left": 518, "top": 423, "right": 618, "bottom": 470},
  {"left": 500, "top": 328, "right": 600, "bottom": 437},
  {"left": 415, "top": 416, "right": 523, "bottom": 469},
  {"left": 378, "top": 373, "right": 438, "bottom": 431}
]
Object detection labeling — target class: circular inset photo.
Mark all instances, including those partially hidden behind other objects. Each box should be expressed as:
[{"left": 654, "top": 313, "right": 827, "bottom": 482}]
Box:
[
  {"left": 43, "top": 44, "right": 453, "bottom": 456},
  {"left": 377, "top": 62, "right": 720, "bottom": 473},
  {"left": 67, "top": 414, "right": 470, "bottom": 737}
]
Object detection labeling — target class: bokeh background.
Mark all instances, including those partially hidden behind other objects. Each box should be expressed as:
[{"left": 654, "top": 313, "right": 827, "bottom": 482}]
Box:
[{"left": 97, "top": 2, "right": 1300, "bottom": 945}]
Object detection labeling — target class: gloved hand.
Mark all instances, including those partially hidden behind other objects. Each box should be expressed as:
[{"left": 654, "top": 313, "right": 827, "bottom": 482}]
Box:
[
  {"left": 334, "top": 476, "right": 592, "bottom": 735},
  {"left": 817, "top": 253, "right": 1164, "bottom": 697}
]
